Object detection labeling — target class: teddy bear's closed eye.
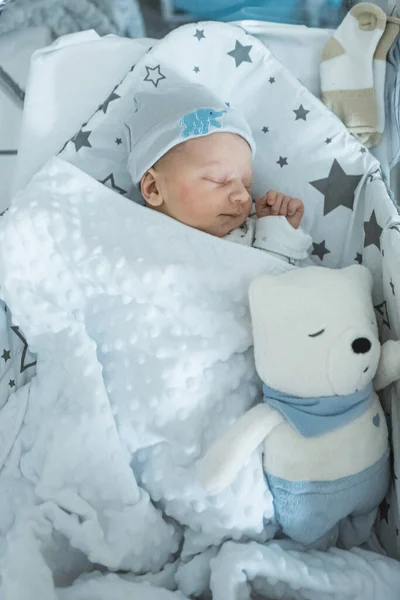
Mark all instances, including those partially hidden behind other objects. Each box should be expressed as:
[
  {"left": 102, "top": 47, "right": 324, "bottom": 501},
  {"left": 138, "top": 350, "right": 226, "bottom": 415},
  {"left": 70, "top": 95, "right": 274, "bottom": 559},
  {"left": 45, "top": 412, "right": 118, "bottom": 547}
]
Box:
[{"left": 308, "top": 329, "right": 325, "bottom": 338}]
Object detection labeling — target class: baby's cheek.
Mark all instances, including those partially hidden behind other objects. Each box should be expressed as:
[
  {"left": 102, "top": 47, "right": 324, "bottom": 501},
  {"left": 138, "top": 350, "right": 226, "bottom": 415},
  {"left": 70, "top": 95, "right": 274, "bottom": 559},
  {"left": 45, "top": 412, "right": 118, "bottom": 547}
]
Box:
[
  {"left": 181, "top": 182, "right": 210, "bottom": 217},
  {"left": 175, "top": 178, "right": 219, "bottom": 227},
  {"left": 177, "top": 181, "right": 192, "bottom": 203},
  {"left": 178, "top": 185, "right": 196, "bottom": 216},
  {"left": 170, "top": 180, "right": 194, "bottom": 215},
  {"left": 245, "top": 197, "right": 252, "bottom": 215}
]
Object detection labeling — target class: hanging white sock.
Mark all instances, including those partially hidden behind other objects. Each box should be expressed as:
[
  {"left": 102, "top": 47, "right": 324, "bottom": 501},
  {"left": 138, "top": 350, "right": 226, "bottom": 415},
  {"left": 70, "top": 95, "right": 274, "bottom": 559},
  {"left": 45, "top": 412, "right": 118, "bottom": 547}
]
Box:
[{"left": 320, "top": 2, "right": 387, "bottom": 146}]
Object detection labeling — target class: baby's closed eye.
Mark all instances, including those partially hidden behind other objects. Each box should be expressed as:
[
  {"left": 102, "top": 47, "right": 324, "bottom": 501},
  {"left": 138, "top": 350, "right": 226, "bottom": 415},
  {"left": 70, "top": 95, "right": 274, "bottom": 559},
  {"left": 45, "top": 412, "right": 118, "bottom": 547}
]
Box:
[
  {"left": 206, "top": 178, "right": 252, "bottom": 192},
  {"left": 203, "top": 176, "right": 226, "bottom": 186}
]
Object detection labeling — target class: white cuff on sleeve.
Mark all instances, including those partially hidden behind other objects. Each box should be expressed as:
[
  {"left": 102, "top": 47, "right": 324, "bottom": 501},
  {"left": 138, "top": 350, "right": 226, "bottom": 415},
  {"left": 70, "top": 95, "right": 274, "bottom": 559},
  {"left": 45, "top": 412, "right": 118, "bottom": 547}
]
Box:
[{"left": 254, "top": 216, "right": 312, "bottom": 260}]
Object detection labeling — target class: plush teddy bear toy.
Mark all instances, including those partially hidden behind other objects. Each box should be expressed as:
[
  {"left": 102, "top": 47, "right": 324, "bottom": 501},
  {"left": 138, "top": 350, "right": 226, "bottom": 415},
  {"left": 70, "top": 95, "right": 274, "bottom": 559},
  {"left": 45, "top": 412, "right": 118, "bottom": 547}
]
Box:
[{"left": 200, "top": 265, "right": 400, "bottom": 548}]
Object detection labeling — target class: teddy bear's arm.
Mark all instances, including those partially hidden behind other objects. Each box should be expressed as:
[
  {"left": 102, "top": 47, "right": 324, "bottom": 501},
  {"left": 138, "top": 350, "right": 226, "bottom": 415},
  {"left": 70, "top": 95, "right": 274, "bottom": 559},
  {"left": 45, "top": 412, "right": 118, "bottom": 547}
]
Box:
[
  {"left": 199, "top": 404, "right": 284, "bottom": 494},
  {"left": 374, "top": 340, "right": 400, "bottom": 391}
]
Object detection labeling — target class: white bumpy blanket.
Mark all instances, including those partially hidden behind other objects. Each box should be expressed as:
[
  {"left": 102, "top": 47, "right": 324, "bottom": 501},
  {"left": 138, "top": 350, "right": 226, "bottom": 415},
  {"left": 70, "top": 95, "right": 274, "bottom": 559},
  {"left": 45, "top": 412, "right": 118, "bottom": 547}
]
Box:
[{"left": 0, "top": 158, "right": 399, "bottom": 599}]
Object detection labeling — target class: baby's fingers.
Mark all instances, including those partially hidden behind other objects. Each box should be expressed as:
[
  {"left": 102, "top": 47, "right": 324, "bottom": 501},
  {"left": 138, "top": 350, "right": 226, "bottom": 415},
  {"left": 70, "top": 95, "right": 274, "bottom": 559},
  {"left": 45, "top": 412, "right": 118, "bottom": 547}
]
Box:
[
  {"left": 287, "top": 197, "right": 304, "bottom": 216},
  {"left": 278, "top": 196, "right": 291, "bottom": 217},
  {"left": 256, "top": 190, "right": 276, "bottom": 217},
  {"left": 269, "top": 192, "right": 285, "bottom": 215},
  {"left": 287, "top": 198, "right": 304, "bottom": 229},
  {"left": 265, "top": 190, "right": 278, "bottom": 206}
]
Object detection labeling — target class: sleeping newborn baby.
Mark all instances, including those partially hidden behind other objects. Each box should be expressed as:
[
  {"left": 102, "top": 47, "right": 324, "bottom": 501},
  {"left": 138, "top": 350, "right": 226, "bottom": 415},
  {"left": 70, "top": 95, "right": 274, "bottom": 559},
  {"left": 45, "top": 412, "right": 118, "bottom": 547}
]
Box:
[{"left": 125, "top": 83, "right": 312, "bottom": 264}]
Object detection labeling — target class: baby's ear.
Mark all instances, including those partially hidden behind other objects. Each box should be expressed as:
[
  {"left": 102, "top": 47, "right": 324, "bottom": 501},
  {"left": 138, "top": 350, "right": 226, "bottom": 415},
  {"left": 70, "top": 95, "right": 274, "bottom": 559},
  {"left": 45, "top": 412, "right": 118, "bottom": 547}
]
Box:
[{"left": 140, "top": 169, "right": 163, "bottom": 207}]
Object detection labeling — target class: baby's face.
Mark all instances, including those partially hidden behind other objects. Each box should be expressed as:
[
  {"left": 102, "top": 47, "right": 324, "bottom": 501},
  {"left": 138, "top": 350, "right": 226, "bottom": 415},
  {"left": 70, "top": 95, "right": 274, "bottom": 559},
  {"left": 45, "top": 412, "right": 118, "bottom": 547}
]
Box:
[{"left": 141, "top": 132, "right": 253, "bottom": 237}]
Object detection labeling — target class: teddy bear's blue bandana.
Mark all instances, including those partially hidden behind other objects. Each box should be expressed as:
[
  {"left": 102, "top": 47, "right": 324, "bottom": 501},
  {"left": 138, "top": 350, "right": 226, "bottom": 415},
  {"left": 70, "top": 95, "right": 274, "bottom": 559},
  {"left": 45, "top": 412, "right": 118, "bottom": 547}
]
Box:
[{"left": 263, "top": 383, "right": 373, "bottom": 438}]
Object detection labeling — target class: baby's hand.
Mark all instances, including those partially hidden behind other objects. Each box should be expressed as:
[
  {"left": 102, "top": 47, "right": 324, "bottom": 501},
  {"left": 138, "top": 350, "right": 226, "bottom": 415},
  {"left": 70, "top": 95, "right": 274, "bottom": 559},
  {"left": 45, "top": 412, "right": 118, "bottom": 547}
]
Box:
[{"left": 255, "top": 190, "right": 304, "bottom": 230}]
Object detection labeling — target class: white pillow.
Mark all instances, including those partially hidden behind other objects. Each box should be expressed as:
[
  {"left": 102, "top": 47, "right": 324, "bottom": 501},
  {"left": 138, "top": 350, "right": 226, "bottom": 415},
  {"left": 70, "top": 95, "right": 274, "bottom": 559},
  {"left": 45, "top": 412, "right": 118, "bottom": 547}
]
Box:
[
  {"left": 0, "top": 26, "right": 51, "bottom": 212},
  {"left": 13, "top": 31, "right": 152, "bottom": 196}
]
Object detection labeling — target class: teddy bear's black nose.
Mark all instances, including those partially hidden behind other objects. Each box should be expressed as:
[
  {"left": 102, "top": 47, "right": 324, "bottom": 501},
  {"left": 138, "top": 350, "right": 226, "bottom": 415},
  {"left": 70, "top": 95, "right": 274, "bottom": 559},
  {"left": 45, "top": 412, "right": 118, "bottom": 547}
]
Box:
[{"left": 352, "top": 338, "right": 372, "bottom": 354}]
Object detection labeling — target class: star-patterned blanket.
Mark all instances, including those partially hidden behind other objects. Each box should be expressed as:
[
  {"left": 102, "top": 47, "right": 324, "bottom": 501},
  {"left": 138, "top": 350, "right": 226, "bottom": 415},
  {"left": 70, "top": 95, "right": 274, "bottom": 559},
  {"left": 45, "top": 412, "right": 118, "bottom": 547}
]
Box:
[{"left": 0, "top": 19, "right": 400, "bottom": 600}]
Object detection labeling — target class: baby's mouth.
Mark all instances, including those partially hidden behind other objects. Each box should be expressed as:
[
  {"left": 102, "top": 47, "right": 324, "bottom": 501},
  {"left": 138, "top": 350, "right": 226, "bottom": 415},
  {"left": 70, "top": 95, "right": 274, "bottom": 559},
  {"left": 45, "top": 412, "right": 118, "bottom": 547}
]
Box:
[{"left": 221, "top": 210, "right": 246, "bottom": 218}]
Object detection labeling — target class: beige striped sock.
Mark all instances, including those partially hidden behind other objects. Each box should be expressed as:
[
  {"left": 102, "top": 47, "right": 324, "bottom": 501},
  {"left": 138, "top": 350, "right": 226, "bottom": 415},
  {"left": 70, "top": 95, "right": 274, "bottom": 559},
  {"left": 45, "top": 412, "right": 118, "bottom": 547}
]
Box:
[{"left": 320, "top": 3, "right": 387, "bottom": 147}]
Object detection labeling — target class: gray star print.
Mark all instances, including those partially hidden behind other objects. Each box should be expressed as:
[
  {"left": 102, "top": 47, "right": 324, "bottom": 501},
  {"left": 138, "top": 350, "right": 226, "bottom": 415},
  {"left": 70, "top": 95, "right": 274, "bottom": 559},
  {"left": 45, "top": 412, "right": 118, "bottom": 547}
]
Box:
[
  {"left": 100, "top": 91, "right": 120, "bottom": 114},
  {"left": 364, "top": 210, "right": 382, "bottom": 250},
  {"left": 355, "top": 253, "right": 362, "bottom": 264},
  {"left": 375, "top": 301, "right": 390, "bottom": 329},
  {"left": 11, "top": 326, "right": 36, "bottom": 373},
  {"left": 193, "top": 66, "right": 200, "bottom": 73},
  {"left": 277, "top": 156, "right": 288, "bottom": 167},
  {"left": 368, "top": 168, "right": 383, "bottom": 183},
  {"left": 325, "top": 137, "right": 332, "bottom": 144},
  {"left": 293, "top": 105, "right": 310, "bottom": 121},
  {"left": 310, "top": 159, "right": 362, "bottom": 216},
  {"left": 262, "top": 126, "right": 269, "bottom": 133},
  {"left": 100, "top": 174, "right": 127, "bottom": 195},
  {"left": 269, "top": 77, "right": 275, "bottom": 84},
  {"left": 1, "top": 349, "right": 10, "bottom": 362},
  {"left": 194, "top": 29, "right": 205, "bottom": 41},
  {"left": 380, "top": 497, "right": 391, "bottom": 524},
  {"left": 227, "top": 40, "right": 253, "bottom": 67},
  {"left": 72, "top": 129, "right": 92, "bottom": 152},
  {"left": 312, "top": 240, "right": 331, "bottom": 261},
  {"left": 144, "top": 65, "right": 166, "bottom": 88}
]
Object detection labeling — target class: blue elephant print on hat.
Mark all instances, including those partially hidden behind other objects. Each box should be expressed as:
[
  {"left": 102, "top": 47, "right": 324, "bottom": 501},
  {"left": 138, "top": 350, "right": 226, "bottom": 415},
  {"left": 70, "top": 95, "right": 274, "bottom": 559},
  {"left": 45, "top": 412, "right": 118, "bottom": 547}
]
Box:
[{"left": 180, "top": 108, "right": 227, "bottom": 138}]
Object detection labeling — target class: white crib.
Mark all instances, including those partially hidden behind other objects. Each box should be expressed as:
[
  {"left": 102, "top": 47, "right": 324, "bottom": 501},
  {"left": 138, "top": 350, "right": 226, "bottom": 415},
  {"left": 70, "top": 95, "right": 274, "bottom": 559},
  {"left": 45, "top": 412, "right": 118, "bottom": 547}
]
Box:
[{"left": 0, "top": 3, "right": 400, "bottom": 598}]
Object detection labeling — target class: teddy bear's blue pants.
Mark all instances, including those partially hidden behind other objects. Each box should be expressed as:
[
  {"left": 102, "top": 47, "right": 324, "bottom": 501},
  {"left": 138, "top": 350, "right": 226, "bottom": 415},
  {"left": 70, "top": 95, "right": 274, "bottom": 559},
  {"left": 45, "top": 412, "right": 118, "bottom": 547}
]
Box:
[{"left": 266, "top": 450, "right": 390, "bottom": 546}]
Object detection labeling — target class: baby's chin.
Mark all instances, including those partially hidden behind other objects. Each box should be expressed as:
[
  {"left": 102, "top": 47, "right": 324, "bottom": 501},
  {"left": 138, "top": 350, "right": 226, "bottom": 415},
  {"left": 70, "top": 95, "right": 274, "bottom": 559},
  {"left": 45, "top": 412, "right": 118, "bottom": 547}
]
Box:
[{"left": 215, "top": 213, "right": 249, "bottom": 237}]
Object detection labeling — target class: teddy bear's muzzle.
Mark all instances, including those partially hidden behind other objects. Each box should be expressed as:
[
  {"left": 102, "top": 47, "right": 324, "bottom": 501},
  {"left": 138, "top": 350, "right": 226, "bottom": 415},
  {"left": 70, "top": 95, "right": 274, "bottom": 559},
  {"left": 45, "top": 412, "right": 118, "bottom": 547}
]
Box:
[{"left": 327, "top": 329, "right": 380, "bottom": 395}]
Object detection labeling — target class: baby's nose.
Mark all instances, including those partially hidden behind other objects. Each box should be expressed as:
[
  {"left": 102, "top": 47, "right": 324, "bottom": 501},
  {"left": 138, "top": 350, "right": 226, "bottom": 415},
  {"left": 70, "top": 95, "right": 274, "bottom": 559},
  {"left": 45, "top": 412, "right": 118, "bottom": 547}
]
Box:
[{"left": 229, "top": 179, "right": 249, "bottom": 204}]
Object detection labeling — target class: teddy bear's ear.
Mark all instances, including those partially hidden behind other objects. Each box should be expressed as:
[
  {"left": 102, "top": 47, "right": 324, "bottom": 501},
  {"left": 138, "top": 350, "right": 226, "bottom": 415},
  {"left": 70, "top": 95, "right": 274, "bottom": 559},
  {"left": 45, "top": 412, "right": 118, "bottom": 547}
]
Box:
[{"left": 341, "top": 265, "right": 373, "bottom": 293}]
